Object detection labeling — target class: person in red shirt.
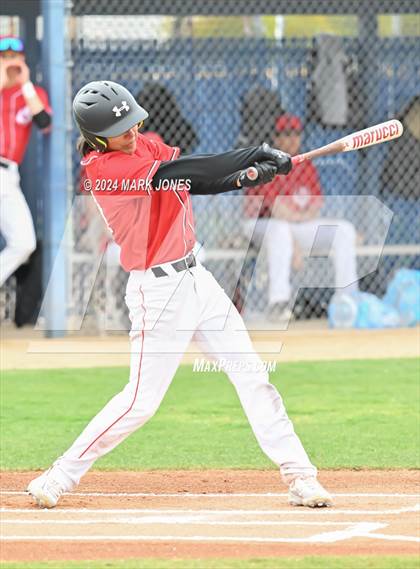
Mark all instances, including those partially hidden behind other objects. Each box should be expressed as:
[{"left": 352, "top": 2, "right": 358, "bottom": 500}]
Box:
[
  {"left": 82, "top": 129, "right": 207, "bottom": 330},
  {"left": 244, "top": 114, "right": 359, "bottom": 320},
  {"left": 27, "top": 81, "right": 332, "bottom": 509},
  {"left": 0, "top": 35, "right": 52, "bottom": 285}
]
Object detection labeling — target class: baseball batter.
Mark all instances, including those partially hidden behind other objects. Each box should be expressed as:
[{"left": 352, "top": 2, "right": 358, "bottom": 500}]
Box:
[
  {"left": 0, "top": 36, "right": 52, "bottom": 285},
  {"left": 28, "top": 81, "right": 332, "bottom": 508}
]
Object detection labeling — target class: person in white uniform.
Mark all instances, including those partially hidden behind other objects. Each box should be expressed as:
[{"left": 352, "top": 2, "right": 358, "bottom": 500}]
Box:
[
  {"left": 0, "top": 36, "right": 51, "bottom": 285},
  {"left": 27, "top": 82, "right": 333, "bottom": 510}
]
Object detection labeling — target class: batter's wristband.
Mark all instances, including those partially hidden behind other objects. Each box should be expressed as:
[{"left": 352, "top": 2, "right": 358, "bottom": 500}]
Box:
[{"left": 22, "top": 81, "right": 36, "bottom": 99}]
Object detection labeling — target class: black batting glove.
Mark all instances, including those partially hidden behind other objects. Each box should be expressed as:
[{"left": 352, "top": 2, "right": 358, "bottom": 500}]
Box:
[
  {"left": 237, "top": 160, "right": 278, "bottom": 188},
  {"left": 257, "top": 142, "right": 293, "bottom": 175}
]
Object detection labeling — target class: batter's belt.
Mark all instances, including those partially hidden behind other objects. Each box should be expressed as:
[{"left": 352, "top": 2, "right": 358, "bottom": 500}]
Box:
[{"left": 151, "top": 252, "right": 196, "bottom": 278}]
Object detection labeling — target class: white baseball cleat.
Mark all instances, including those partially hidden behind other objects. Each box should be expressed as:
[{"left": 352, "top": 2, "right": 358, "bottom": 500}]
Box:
[
  {"left": 27, "top": 470, "right": 67, "bottom": 509},
  {"left": 288, "top": 477, "right": 333, "bottom": 508}
]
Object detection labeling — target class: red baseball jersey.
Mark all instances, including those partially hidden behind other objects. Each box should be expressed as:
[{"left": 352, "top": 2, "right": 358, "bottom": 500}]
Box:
[
  {"left": 0, "top": 84, "right": 51, "bottom": 164},
  {"left": 244, "top": 160, "right": 323, "bottom": 218},
  {"left": 81, "top": 134, "right": 196, "bottom": 271}
]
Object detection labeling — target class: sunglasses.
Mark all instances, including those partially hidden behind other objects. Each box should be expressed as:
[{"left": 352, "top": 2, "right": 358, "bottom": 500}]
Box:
[{"left": 0, "top": 37, "right": 24, "bottom": 53}]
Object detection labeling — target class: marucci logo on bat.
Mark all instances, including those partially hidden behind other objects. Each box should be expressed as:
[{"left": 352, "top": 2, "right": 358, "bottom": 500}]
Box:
[
  {"left": 351, "top": 121, "right": 401, "bottom": 149},
  {"left": 292, "top": 119, "right": 403, "bottom": 165}
]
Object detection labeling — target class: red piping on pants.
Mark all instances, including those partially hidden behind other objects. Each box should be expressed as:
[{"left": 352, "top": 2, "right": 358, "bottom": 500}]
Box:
[{"left": 78, "top": 286, "right": 146, "bottom": 459}]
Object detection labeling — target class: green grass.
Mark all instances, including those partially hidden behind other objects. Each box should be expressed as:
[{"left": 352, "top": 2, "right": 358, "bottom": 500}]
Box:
[
  {"left": 1, "top": 557, "right": 419, "bottom": 569},
  {"left": 1, "top": 358, "right": 419, "bottom": 470}
]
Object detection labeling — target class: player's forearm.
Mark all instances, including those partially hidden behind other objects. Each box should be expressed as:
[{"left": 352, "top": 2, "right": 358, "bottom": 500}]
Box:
[
  {"left": 21, "top": 82, "right": 44, "bottom": 114},
  {"left": 154, "top": 147, "right": 261, "bottom": 195},
  {"left": 21, "top": 82, "right": 52, "bottom": 129},
  {"left": 154, "top": 145, "right": 290, "bottom": 195}
]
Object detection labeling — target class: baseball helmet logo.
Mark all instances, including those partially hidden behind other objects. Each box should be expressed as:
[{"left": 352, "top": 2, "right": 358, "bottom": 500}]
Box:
[{"left": 112, "top": 101, "right": 130, "bottom": 117}]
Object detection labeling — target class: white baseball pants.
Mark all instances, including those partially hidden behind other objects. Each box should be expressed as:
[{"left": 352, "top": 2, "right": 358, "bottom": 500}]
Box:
[
  {"left": 53, "top": 259, "right": 316, "bottom": 488},
  {"left": 0, "top": 161, "right": 36, "bottom": 286},
  {"left": 245, "top": 218, "right": 359, "bottom": 304}
]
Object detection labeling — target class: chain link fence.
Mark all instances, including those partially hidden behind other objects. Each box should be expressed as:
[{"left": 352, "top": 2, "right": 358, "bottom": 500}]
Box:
[{"left": 1, "top": 1, "right": 419, "bottom": 330}]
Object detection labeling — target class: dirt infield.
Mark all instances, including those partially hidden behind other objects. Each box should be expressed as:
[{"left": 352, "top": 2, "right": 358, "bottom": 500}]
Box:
[
  {"left": 2, "top": 326, "right": 419, "bottom": 562},
  {"left": 1, "top": 470, "right": 419, "bottom": 562},
  {"left": 2, "top": 324, "right": 419, "bottom": 370}
]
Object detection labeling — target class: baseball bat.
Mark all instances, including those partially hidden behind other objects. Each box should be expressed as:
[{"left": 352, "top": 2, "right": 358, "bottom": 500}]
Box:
[
  {"left": 292, "top": 119, "right": 404, "bottom": 165},
  {"left": 246, "top": 166, "right": 259, "bottom": 180},
  {"left": 236, "top": 166, "right": 259, "bottom": 187}
]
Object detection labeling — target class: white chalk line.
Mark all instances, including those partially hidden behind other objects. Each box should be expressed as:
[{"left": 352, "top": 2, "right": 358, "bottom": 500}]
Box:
[
  {"left": 0, "top": 535, "right": 370, "bottom": 543},
  {"left": 4, "top": 524, "right": 419, "bottom": 544},
  {"left": 0, "top": 529, "right": 382, "bottom": 545},
  {"left": 3, "top": 534, "right": 418, "bottom": 544},
  {"left": 2, "top": 504, "right": 419, "bottom": 515},
  {"left": 1, "top": 519, "right": 355, "bottom": 526},
  {"left": 363, "top": 533, "right": 420, "bottom": 542},
  {"left": 3, "top": 507, "right": 418, "bottom": 544},
  {"left": 2, "top": 491, "right": 419, "bottom": 498}
]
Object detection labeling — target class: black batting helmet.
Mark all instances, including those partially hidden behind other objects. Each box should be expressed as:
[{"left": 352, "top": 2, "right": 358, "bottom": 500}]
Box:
[{"left": 73, "top": 80, "right": 149, "bottom": 152}]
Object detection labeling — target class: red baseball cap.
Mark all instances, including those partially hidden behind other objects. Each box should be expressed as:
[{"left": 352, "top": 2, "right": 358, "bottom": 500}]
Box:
[{"left": 275, "top": 114, "right": 303, "bottom": 133}]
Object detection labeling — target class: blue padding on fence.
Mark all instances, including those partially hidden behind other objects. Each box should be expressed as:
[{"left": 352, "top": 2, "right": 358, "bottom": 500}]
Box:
[
  {"left": 70, "top": 37, "right": 419, "bottom": 250},
  {"left": 367, "top": 38, "right": 420, "bottom": 125},
  {"left": 71, "top": 37, "right": 419, "bottom": 155},
  {"left": 385, "top": 197, "right": 420, "bottom": 245}
]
